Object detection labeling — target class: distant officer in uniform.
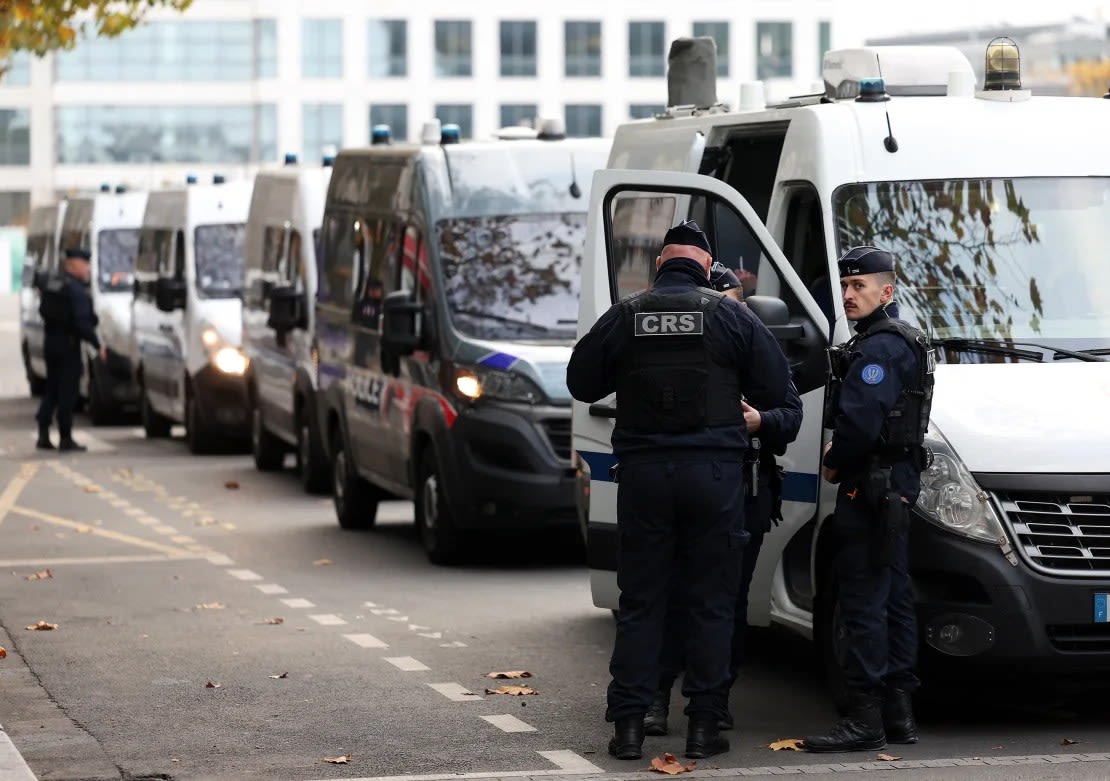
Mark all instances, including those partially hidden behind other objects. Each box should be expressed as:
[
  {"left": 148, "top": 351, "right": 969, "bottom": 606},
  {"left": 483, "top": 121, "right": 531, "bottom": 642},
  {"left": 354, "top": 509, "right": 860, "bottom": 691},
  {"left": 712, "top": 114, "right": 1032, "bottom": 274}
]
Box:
[
  {"left": 803, "top": 246, "right": 934, "bottom": 753},
  {"left": 645, "top": 262, "right": 804, "bottom": 736},
  {"left": 36, "top": 247, "right": 106, "bottom": 452},
  {"left": 567, "top": 221, "right": 790, "bottom": 761}
]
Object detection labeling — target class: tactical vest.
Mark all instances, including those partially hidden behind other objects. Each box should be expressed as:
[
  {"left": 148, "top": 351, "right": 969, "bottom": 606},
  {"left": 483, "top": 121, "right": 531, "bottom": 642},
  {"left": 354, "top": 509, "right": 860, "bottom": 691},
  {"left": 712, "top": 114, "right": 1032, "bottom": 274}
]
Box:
[
  {"left": 824, "top": 317, "right": 935, "bottom": 470},
  {"left": 37, "top": 273, "right": 74, "bottom": 330},
  {"left": 614, "top": 287, "right": 745, "bottom": 434}
]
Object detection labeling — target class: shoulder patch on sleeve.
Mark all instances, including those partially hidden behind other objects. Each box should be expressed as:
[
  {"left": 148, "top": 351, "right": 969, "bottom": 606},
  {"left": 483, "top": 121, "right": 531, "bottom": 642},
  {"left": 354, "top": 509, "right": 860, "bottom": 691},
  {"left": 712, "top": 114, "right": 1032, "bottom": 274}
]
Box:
[{"left": 860, "top": 363, "right": 885, "bottom": 385}]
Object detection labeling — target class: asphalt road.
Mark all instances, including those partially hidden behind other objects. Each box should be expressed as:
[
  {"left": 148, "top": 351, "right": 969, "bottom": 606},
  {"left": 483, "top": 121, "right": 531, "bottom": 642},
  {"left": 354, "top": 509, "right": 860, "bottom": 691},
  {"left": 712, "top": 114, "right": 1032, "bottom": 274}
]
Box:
[{"left": 2, "top": 387, "right": 1110, "bottom": 780}]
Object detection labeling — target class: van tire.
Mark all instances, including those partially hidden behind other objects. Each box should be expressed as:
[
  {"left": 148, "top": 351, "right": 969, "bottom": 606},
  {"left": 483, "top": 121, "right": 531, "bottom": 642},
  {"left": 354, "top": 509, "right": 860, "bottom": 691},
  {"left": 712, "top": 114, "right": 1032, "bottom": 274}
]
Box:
[
  {"left": 415, "top": 447, "right": 463, "bottom": 565},
  {"left": 332, "top": 436, "right": 379, "bottom": 530},
  {"left": 816, "top": 561, "right": 851, "bottom": 713},
  {"left": 297, "top": 414, "right": 330, "bottom": 494},
  {"left": 141, "top": 387, "right": 172, "bottom": 438},
  {"left": 251, "top": 404, "right": 285, "bottom": 472},
  {"left": 186, "top": 393, "right": 213, "bottom": 454}
]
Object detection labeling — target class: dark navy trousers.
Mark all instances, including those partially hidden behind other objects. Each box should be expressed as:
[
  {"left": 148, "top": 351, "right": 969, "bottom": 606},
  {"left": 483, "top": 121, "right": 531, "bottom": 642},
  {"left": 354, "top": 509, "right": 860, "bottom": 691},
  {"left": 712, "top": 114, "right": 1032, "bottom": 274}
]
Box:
[
  {"left": 607, "top": 459, "right": 747, "bottom": 723},
  {"left": 36, "top": 336, "right": 82, "bottom": 439},
  {"left": 829, "top": 481, "right": 919, "bottom": 694}
]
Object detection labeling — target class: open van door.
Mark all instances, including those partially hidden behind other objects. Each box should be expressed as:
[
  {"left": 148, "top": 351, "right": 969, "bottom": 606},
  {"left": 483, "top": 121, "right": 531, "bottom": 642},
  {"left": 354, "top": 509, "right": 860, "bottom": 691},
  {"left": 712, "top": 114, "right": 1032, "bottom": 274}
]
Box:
[{"left": 574, "top": 169, "right": 831, "bottom": 633}]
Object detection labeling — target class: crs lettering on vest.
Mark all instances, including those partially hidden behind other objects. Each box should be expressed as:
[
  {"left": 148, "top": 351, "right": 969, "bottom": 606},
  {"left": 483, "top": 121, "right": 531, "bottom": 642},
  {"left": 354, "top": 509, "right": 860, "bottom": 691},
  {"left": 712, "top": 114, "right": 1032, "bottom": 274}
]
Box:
[{"left": 634, "top": 312, "right": 704, "bottom": 336}]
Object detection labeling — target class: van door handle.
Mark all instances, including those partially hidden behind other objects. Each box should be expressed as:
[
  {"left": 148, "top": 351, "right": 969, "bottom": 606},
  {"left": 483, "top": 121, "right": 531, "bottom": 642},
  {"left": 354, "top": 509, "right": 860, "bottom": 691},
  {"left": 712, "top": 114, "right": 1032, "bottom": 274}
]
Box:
[{"left": 589, "top": 403, "right": 617, "bottom": 419}]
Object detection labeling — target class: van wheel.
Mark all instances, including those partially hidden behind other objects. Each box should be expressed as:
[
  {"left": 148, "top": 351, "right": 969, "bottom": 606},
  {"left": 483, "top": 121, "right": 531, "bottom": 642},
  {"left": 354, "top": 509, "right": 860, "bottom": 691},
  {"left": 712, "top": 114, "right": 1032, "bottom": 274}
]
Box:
[
  {"left": 297, "top": 413, "right": 330, "bottom": 494},
  {"left": 87, "top": 361, "right": 111, "bottom": 425},
  {"left": 251, "top": 404, "right": 285, "bottom": 471},
  {"left": 816, "top": 562, "right": 851, "bottom": 713},
  {"left": 332, "top": 436, "right": 379, "bottom": 529},
  {"left": 415, "top": 448, "right": 463, "bottom": 565},
  {"left": 141, "top": 387, "right": 172, "bottom": 438},
  {"left": 186, "top": 393, "right": 213, "bottom": 454}
]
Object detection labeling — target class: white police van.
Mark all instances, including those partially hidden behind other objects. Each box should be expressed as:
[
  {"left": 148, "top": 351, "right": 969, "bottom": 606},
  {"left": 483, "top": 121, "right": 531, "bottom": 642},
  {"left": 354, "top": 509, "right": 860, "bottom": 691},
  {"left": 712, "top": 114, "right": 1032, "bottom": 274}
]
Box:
[
  {"left": 575, "top": 39, "right": 1110, "bottom": 680},
  {"left": 21, "top": 202, "right": 65, "bottom": 396},
  {"left": 242, "top": 154, "right": 333, "bottom": 490},
  {"left": 131, "top": 175, "right": 252, "bottom": 453},
  {"left": 57, "top": 185, "right": 148, "bottom": 423}
]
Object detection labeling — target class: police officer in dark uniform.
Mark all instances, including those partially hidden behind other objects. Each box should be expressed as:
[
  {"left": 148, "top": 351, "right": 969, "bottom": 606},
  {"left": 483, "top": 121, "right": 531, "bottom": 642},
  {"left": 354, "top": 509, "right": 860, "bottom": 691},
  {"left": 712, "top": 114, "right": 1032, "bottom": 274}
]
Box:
[
  {"left": 36, "top": 247, "right": 106, "bottom": 452},
  {"left": 567, "top": 221, "right": 790, "bottom": 761},
  {"left": 644, "top": 262, "right": 804, "bottom": 736},
  {"left": 803, "top": 246, "right": 934, "bottom": 753}
]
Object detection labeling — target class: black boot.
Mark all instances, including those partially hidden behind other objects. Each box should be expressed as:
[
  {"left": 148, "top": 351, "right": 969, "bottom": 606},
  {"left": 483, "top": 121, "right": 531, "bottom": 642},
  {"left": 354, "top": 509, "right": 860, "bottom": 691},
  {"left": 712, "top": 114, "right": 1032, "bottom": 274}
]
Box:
[
  {"left": 36, "top": 425, "right": 54, "bottom": 450},
  {"left": 643, "top": 689, "right": 670, "bottom": 736},
  {"left": 608, "top": 716, "right": 644, "bottom": 760},
  {"left": 685, "top": 717, "right": 729, "bottom": 759},
  {"left": 803, "top": 694, "right": 886, "bottom": 753},
  {"left": 718, "top": 709, "right": 734, "bottom": 731},
  {"left": 58, "top": 437, "right": 87, "bottom": 452},
  {"left": 882, "top": 687, "right": 918, "bottom": 744}
]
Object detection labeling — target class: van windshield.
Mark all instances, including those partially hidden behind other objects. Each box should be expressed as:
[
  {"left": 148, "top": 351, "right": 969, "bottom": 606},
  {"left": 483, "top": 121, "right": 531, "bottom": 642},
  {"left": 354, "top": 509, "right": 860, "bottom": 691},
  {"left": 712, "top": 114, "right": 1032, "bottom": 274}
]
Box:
[
  {"left": 97, "top": 229, "right": 139, "bottom": 292},
  {"left": 835, "top": 177, "right": 1110, "bottom": 348},
  {"left": 195, "top": 223, "right": 245, "bottom": 298},
  {"left": 438, "top": 212, "right": 585, "bottom": 341}
]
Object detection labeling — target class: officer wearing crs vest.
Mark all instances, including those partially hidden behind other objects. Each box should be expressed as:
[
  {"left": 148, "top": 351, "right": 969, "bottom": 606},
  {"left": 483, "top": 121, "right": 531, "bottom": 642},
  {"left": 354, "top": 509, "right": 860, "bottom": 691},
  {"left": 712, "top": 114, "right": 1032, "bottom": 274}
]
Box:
[
  {"left": 803, "top": 246, "right": 934, "bottom": 753},
  {"left": 645, "top": 262, "right": 803, "bottom": 737},
  {"left": 36, "top": 248, "right": 106, "bottom": 452},
  {"left": 567, "top": 221, "right": 790, "bottom": 761}
]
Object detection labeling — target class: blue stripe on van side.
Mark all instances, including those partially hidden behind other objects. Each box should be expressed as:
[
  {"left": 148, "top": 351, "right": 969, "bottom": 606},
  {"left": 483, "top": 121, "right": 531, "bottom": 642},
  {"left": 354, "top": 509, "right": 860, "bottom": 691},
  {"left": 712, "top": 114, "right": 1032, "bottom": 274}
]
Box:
[{"left": 478, "top": 352, "right": 518, "bottom": 371}]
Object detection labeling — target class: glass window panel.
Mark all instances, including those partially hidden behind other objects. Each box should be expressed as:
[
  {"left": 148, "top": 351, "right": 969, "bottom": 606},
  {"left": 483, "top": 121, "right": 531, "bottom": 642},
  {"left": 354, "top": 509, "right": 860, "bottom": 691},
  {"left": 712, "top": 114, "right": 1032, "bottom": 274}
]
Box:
[
  {"left": 500, "top": 20, "right": 537, "bottom": 77},
  {"left": 0, "top": 109, "right": 31, "bottom": 165},
  {"left": 195, "top": 223, "right": 246, "bottom": 298},
  {"left": 368, "top": 20, "right": 407, "bottom": 77},
  {"left": 565, "top": 104, "right": 601, "bottom": 137},
  {"left": 628, "top": 104, "right": 664, "bottom": 120},
  {"left": 303, "top": 103, "right": 343, "bottom": 163},
  {"left": 693, "top": 21, "right": 729, "bottom": 77},
  {"left": 500, "top": 104, "right": 537, "bottom": 129},
  {"left": 435, "top": 20, "right": 472, "bottom": 77},
  {"left": 434, "top": 104, "right": 473, "bottom": 139},
  {"left": 564, "top": 20, "right": 601, "bottom": 77},
  {"left": 628, "top": 21, "right": 664, "bottom": 77},
  {"left": 756, "top": 22, "right": 793, "bottom": 79},
  {"left": 97, "top": 229, "right": 139, "bottom": 291},
  {"left": 370, "top": 104, "right": 409, "bottom": 143},
  {"left": 3, "top": 52, "right": 31, "bottom": 86},
  {"left": 0, "top": 191, "right": 30, "bottom": 225},
  {"left": 302, "top": 19, "right": 343, "bottom": 79},
  {"left": 819, "top": 21, "right": 832, "bottom": 73}
]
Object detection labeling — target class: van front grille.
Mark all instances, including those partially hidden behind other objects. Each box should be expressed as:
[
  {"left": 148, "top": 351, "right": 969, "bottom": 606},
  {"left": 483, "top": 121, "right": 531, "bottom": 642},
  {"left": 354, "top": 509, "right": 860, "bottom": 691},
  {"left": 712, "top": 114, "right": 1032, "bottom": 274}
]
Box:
[
  {"left": 540, "top": 418, "right": 572, "bottom": 462},
  {"left": 995, "top": 491, "right": 1110, "bottom": 575}
]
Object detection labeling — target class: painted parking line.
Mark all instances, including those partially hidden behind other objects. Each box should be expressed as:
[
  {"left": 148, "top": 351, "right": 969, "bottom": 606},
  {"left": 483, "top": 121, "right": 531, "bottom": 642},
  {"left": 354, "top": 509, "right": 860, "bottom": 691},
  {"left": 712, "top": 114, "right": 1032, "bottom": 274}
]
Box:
[
  {"left": 227, "top": 569, "right": 263, "bottom": 581},
  {"left": 206, "top": 553, "right": 235, "bottom": 566},
  {"left": 343, "top": 633, "right": 388, "bottom": 649},
  {"left": 537, "top": 751, "right": 604, "bottom": 773},
  {"left": 383, "top": 657, "right": 429, "bottom": 672},
  {"left": 280, "top": 597, "right": 316, "bottom": 609},
  {"left": 0, "top": 554, "right": 206, "bottom": 568},
  {"left": 11, "top": 506, "right": 194, "bottom": 558},
  {"left": 481, "top": 714, "right": 536, "bottom": 733},
  {"left": 255, "top": 584, "right": 289, "bottom": 595},
  {"left": 426, "top": 683, "right": 482, "bottom": 702},
  {"left": 309, "top": 614, "right": 347, "bottom": 626},
  {"left": 0, "top": 723, "right": 37, "bottom": 781}
]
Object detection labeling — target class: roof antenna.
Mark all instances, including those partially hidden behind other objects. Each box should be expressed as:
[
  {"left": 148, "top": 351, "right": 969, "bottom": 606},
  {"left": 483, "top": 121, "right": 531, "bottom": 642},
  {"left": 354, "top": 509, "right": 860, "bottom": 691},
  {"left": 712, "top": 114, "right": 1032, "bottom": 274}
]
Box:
[
  {"left": 876, "top": 54, "right": 899, "bottom": 153},
  {"left": 568, "top": 152, "right": 582, "bottom": 199}
]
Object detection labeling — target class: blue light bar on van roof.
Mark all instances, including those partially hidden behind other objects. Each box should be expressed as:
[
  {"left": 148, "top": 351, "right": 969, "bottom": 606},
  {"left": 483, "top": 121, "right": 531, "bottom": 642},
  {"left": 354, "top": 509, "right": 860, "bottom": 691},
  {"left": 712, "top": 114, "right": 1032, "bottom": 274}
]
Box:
[
  {"left": 322, "top": 154, "right": 335, "bottom": 167},
  {"left": 856, "top": 77, "right": 890, "bottom": 103},
  {"left": 284, "top": 152, "right": 298, "bottom": 165},
  {"left": 371, "top": 124, "right": 392, "bottom": 145},
  {"left": 186, "top": 174, "right": 198, "bottom": 185},
  {"left": 115, "top": 185, "right": 126, "bottom": 194},
  {"left": 99, "top": 183, "right": 111, "bottom": 192},
  {"left": 213, "top": 174, "right": 226, "bottom": 184},
  {"left": 440, "top": 124, "right": 461, "bottom": 145}
]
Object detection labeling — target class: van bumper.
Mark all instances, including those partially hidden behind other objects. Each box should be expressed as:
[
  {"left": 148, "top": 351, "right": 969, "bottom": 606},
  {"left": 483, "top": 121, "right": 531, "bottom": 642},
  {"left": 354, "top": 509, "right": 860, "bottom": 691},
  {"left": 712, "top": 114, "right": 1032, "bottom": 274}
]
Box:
[
  {"left": 910, "top": 512, "right": 1110, "bottom": 674},
  {"left": 439, "top": 402, "right": 576, "bottom": 531},
  {"left": 193, "top": 365, "right": 250, "bottom": 434}
]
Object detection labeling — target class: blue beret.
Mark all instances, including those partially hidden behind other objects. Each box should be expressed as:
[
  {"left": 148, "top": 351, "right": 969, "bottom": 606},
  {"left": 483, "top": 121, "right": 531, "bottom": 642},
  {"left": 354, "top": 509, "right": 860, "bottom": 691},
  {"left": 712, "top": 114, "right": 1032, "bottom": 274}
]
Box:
[
  {"left": 64, "top": 247, "right": 91, "bottom": 261},
  {"left": 838, "top": 245, "right": 895, "bottom": 277},
  {"left": 663, "top": 219, "right": 712, "bottom": 255},
  {"left": 709, "top": 261, "right": 741, "bottom": 293}
]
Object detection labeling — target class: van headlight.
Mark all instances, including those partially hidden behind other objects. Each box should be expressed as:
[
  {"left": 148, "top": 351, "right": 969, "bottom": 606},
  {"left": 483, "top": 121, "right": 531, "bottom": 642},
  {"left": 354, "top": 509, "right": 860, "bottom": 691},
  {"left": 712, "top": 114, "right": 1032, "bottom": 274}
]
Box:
[
  {"left": 453, "top": 366, "right": 544, "bottom": 404},
  {"left": 916, "top": 423, "right": 1006, "bottom": 544},
  {"left": 201, "top": 325, "right": 220, "bottom": 348},
  {"left": 213, "top": 346, "right": 249, "bottom": 376}
]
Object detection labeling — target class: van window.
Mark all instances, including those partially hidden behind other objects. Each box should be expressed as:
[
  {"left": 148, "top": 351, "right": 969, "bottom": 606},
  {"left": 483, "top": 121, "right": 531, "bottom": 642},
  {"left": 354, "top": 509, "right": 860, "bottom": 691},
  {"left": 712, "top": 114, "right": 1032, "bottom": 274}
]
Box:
[
  {"left": 174, "top": 229, "right": 186, "bottom": 279},
  {"left": 439, "top": 212, "right": 585, "bottom": 341},
  {"left": 782, "top": 185, "right": 833, "bottom": 329},
  {"left": 194, "top": 223, "right": 245, "bottom": 297},
  {"left": 717, "top": 124, "right": 788, "bottom": 223},
  {"left": 607, "top": 192, "right": 678, "bottom": 300},
  {"left": 319, "top": 212, "right": 360, "bottom": 309},
  {"left": 261, "top": 225, "right": 286, "bottom": 275},
  {"left": 97, "top": 229, "right": 139, "bottom": 291},
  {"left": 287, "top": 229, "right": 304, "bottom": 291},
  {"left": 399, "top": 224, "right": 430, "bottom": 302},
  {"left": 353, "top": 217, "right": 398, "bottom": 329}
]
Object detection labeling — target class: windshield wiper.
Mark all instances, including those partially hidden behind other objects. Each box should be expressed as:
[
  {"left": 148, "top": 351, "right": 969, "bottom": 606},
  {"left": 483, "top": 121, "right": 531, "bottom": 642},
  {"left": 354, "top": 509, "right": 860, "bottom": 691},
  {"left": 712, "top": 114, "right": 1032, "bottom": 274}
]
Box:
[
  {"left": 452, "top": 309, "right": 552, "bottom": 333},
  {"left": 936, "top": 337, "right": 1106, "bottom": 363}
]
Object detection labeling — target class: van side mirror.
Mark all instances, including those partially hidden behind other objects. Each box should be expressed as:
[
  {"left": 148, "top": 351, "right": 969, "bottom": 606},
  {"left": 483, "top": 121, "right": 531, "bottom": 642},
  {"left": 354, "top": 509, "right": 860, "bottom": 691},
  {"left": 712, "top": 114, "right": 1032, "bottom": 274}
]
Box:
[
  {"left": 746, "top": 295, "right": 804, "bottom": 341},
  {"left": 155, "top": 276, "right": 187, "bottom": 312},
  {"left": 381, "top": 290, "right": 423, "bottom": 355},
  {"left": 268, "top": 284, "right": 307, "bottom": 332}
]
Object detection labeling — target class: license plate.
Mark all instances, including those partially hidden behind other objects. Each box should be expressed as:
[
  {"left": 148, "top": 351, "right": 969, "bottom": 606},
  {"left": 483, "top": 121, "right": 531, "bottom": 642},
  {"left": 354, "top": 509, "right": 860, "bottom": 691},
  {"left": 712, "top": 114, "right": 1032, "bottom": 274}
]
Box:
[{"left": 1096, "top": 593, "right": 1109, "bottom": 623}]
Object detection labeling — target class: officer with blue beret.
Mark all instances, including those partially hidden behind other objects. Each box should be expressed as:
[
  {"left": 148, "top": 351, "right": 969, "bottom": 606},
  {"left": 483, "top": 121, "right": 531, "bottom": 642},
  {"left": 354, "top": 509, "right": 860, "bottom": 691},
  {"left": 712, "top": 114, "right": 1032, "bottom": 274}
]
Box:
[
  {"left": 36, "top": 247, "right": 106, "bottom": 451},
  {"left": 803, "top": 246, "right": 934, "bottom": 753},
  {"left": 567, "top": 220, "right": 791, "bottom": 760}
]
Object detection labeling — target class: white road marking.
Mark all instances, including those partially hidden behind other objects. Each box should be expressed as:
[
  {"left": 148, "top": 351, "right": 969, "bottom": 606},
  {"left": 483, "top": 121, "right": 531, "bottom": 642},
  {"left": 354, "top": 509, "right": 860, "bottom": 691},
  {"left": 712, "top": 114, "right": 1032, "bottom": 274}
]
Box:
[
  {"left": 227, "top": 569, "right": 263, "bottom": 581},
  {"left": 0, "top": 722, "right": 38, "bottom": 781},
  {"left": 407, "top": 624, "right": 430, "bottom": 631},
  {"left": 280, "top": 597, "right": 315, "bottom": 609},
  {"left": 0, "top": 554, "right": 205, "bottom": 567},
  {"left": 171, "top": 535, "right": 195, "bottom": 544},
  {"left": 418, "top": 631, "right": 442, "bottom": 639},
  {"left": 255, "top": 584, "right": 288, "bottom": 595},
  {"left": 136, "top": 516, "right": 159, "bottom": 525},
  {"left": 206, "top": 553, "right": 234, "bottom": 566},
  {"left": 309, "top": 614, "right": 347, "bottom": 626},
  {"left": 362, "top": 601, "right": 378, "bottom": 607},
  {"left": 108, "top": 499, "right": 129, "bottom": 508},
  {"left": 440, "top": 641, "right": 468, "bottom": 648},
  {"left": 383, "top": 656, "right": 429, "bottom": 672},
  {"left": 481, "top": 714, "right": 536, "bottom": 733},
  {"left": 386, "top": 615, "right": 410, "bottom": 622},
  {"left": 343, "top": 633, "right": 388, "bottom": 649},
  {"left": 427, "top": 683, "right": 482, "bottom": 702},
  {"left": 537, "top": 751, "right": 603, "bottom": 773},
  {"left": 124, "top": 507, "right": 145, "bottom": 517},
  {"left": 370, "top": 608, "right": 399, "bottom": 615},
  {"left": 153, "top": 526, "right": 177, "bottom": 535}
]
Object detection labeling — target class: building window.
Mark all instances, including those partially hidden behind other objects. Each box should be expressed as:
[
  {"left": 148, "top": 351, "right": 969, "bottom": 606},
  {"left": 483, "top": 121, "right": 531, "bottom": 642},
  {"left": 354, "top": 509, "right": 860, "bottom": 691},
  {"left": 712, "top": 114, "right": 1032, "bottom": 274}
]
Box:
[
  {"left": 757, "top": 22, "right": 793, "bottom": 79},
  {"left": 368, "top": 20, "right": 407, "bottom": 77},
  {"left": 303, "top": 19, "right": 343, "bottom": 79},
  {"left": 819, "top": 21, "right": 832, "bottom": 71},
  {"left": 565, "top": 21, "right": 601, "bottom": 77},
  {"left": 693, "top": 21, "right": 729, "bottom": 77},
  {"left": 55, "top": 105, "right": 277, "bottom": 164},
  {"left": 0, "top": 109, "right": 31, "bottom": 165},
  {"left": 303, "top": 103, "right": 342, "bottom": 162},
  {"left": 500, "top": 21, "right": 537, "bottom": 77},
  {"left": 55, "top": 19, "right": 276, "bottom": 81},
  {"left": 500, "top": 104, "right": 537, "bottom": 129},
  {"left": 3, "top": 52, "right": 30, "bottom": 86},
  {"left": 565, "top": 104, "right": 601, "bottom": 137},
  {"left": 370, "top": 104, "right": 408, "bottom": 142},
  {"left": 434, "top": 104, "right": 472, "bottom": 139},
  {"left": 435, "top": 20, "right": 472, "bottom": 77},
  {"left": 629, "top": 21, "right": 664, "bottom": 78},
  {"left": 0, "top": 191, "right": 31, "bottom": 225},
  {"left": 629, "top": 104, "right": 664, "bottom": 120}
]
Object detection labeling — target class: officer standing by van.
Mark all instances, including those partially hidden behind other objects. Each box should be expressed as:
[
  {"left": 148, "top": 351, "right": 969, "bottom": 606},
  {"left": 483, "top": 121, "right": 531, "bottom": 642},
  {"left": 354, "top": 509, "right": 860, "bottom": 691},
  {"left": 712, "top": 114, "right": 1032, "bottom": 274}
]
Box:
[
  {"left": 567, "top": 221, "right": 790, "bottom": 761},
  {"left": 803, "top": 246, "right": 933, "bottom": 753},
  {"left": 35, "top": 247, "right": 106, "bottom": 452}
]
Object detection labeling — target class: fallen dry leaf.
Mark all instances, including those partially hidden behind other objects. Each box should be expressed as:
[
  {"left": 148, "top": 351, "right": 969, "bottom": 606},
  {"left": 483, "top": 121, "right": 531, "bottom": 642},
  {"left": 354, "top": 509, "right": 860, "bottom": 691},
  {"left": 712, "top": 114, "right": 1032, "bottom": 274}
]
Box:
[
  {"left": 324, "top": 754, "right": 351, "bottom": 764},
  {"left": 25, "top": 569, "right": 53, "bottom": 581},
  {"left": 224, "top": 480, "right": 240, "bottom": 490},
  {"left": 1061, "top": 738, "right": 1081, "bottom": 746},
  {"left": 83, "top": 485, "right": 101, "bottom": 493},
  {"left": 485, "top": 685, "right": 537, "bottom": 696},
  {"left": 204, "top": 680, "right": 222, "bottom": 689},
  {"left": 649, "top": 753, "right": 696, "bottom": 775},
  {"left": 269, "top": 672, "right": 289, "bottom": 679},
  {"left": 25, "top": 620, "right": 58, "bottom": 631},
  {"left": 769, "top": 738, "right": 804, "bottom": 752},
  {"left": 313, "top": 558, "right": 333, "bottom": 566},
  {"left": 877, "top": 753, "right": 902, "bottom": 761},
  {"left": 0, "top": 646, "right": 7, "bottom": 658},
  {"left": 194, "top": 602, "right": 225, "bottom": 610},
  {"left": 486, "top": 670, "right": 533, "bottom": 679},
  {"left": 75, "top": 525, "right": 94, "bottom": 534},
  {"left": 263, "top": 617, "right": 284, "bottom": 625}
]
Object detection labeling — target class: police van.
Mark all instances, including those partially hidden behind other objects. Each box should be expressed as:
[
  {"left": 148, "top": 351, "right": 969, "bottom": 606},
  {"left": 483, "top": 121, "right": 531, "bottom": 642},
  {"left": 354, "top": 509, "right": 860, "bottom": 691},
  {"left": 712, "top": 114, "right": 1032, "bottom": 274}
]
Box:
[
  {"left": 575, "top": 40, "right": 1110, "bottom": 678},
  {"left": 57, "top": 186, "right": 148, "bottom": 423},
  {"left": 316, "top": 121, "right": 610, "bottom": 563},
  {"left": 21, "top": 202, "right": 65, "bottom": 396},
  {"left": 242, "top": 155, "right": 333, "bottom": 491},
  {"left": 131, "top": 175, "right": 252, "bottom": 453}
]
